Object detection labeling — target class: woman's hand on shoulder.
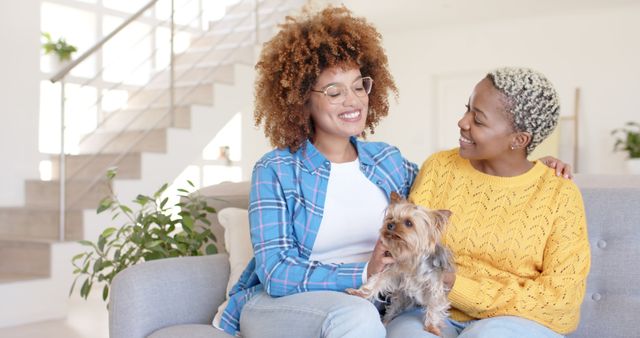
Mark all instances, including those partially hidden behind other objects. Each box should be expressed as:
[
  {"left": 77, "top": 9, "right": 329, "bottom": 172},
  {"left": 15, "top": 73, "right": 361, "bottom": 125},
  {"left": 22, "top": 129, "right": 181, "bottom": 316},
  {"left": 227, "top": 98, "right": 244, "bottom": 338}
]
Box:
[
  {"left": 367, "top": 239, "right": 395, "bottom": 278},
  {"left": 538, "top": 156, "right": 573, "bottom": 179},
  {"left": 443, "top": 271, "right": 456, "bottom": 293}
]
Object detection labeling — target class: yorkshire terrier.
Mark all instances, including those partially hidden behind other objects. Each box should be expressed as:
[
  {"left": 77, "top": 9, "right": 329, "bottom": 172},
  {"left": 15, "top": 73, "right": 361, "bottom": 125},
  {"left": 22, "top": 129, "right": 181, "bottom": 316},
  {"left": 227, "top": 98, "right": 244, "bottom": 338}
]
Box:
[{"left": 347, "top": 192, "right": 454, "bottom": 336}]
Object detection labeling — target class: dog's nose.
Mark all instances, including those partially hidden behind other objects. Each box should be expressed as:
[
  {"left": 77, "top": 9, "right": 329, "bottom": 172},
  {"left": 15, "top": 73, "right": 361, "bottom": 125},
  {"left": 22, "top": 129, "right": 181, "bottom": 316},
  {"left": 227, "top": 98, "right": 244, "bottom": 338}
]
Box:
[{"left": 386, "top": 223, "right": 395, "bottom": 231}]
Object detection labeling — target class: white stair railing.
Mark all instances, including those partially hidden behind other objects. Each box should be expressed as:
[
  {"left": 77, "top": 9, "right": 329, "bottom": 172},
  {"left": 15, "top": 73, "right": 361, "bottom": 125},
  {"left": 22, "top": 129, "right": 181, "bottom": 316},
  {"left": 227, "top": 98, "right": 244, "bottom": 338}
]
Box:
[{"left": 48, "top": 0, "right": 304, "bottom": 241}]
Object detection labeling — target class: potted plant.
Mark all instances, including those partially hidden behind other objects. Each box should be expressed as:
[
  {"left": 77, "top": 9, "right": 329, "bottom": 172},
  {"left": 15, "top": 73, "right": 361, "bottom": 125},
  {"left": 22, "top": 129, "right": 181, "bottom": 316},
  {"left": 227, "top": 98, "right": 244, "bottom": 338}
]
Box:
[
  {"left": 611, "top": 121, "right": 640, "bottom": 174},
  {"left": 69, "top": 169, "right": 218, "bottom": 302},
  {"left": 41, "top": 32, "right": 77, "bottom": 70}
]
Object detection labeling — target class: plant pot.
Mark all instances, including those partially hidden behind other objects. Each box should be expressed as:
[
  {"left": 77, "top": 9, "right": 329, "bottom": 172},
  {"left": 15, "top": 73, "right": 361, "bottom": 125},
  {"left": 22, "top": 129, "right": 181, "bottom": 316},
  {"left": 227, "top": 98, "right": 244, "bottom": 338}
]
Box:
[
  {"left": 627, "top": 158, "right": 640, "bottom": 175},
  {"left": 46, "top": 54, "right": 70, "bottom": 73}
]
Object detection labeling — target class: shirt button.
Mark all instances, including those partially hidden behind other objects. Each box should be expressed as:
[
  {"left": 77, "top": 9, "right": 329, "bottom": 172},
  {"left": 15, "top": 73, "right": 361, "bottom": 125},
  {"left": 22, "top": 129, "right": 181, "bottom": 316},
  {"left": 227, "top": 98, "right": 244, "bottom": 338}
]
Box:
[
  {"left": 591, "top": 293, "right": 602, "bottom": 301},
  {"left": 376, "top": 180, "right": 382, "bottom": 185},
  {"left": 597, "top": 240, "right": 607, "bottom": 249}
]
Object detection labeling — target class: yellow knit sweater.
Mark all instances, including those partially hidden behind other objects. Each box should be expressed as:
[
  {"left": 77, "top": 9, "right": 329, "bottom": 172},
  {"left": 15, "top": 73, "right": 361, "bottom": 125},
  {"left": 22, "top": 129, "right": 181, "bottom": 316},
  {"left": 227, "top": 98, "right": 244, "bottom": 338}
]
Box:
[{"left": 409, "top": 149, "right": 590, "bottom": 334}]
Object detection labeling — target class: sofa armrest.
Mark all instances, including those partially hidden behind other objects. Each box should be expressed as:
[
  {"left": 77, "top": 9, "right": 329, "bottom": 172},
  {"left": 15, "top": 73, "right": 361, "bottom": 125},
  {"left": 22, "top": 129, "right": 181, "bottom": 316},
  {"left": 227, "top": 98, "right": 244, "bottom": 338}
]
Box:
[{"left": 109, "top": 254, "right": 230, "bottom": 338}]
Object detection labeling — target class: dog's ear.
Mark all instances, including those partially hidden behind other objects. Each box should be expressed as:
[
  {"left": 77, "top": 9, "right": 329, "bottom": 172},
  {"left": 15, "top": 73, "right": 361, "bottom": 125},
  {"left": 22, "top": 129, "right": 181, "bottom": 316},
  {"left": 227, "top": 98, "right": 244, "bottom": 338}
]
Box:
[
  {"left": 433, "top": 209, "right": 452, "bottom": 230},
  {"left": 390, "top": 191, "right": 402, "bottom": 203}
]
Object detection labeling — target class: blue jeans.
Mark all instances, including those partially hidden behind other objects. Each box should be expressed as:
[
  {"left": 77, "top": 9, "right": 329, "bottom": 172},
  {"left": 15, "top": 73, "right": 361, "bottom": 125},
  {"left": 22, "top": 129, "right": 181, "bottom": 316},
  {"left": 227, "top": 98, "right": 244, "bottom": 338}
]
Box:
[
  {"left": 239, "top": 290, "right": 386, "bottom": 338},
  {"left": 386, "top": 308, "right": 564, "bottom": 338}
]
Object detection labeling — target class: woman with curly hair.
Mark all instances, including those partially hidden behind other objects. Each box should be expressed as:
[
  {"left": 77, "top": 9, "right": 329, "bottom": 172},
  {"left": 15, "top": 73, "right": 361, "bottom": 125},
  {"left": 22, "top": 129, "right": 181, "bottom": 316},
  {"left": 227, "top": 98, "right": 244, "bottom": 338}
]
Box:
[
  {"left": 215, "top": 6, "right": 408, "bottom": 337},
  {"left": 214, "top": 6, "right": 571, "bottom": 338},
  {"left": 405, "top": 68, "right": 590, "bottom": 338}
]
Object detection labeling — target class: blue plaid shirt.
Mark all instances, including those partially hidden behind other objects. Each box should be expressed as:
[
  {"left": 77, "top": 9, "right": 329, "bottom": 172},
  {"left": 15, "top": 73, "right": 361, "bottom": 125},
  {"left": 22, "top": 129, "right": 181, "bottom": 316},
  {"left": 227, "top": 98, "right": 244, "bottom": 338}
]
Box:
[{"left": 218, "top": 138, "right": 418, "bottom": 336}]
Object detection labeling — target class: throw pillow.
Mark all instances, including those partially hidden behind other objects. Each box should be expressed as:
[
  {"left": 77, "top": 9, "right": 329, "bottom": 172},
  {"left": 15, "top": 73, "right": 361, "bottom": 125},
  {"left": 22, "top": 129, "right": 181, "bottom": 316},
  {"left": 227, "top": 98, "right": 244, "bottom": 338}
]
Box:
[{"left": 212, "top": 207, "right": 253, "bottom": 328}]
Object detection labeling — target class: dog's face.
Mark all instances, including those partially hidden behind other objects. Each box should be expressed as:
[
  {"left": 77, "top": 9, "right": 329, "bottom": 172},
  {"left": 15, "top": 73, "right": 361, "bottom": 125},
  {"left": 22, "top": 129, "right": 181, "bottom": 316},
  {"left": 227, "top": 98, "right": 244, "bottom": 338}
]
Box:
[{"left": 381, "top": 192, "right": 451, "bottom": 263}]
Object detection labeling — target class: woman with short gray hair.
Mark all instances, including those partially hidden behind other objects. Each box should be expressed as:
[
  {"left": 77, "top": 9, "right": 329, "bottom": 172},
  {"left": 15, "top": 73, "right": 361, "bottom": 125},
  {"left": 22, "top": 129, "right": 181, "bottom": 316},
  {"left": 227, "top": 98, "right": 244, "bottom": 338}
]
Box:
[{"left": 406, "top": 67, "right": 590, "bottom": 338}]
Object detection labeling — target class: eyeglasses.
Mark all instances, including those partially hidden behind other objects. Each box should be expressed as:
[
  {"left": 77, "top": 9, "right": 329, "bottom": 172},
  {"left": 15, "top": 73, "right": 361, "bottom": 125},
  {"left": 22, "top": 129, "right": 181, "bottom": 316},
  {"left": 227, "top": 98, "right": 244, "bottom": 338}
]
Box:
[{"left": 310, "top": 77, "right": 373, "bottom": 104}]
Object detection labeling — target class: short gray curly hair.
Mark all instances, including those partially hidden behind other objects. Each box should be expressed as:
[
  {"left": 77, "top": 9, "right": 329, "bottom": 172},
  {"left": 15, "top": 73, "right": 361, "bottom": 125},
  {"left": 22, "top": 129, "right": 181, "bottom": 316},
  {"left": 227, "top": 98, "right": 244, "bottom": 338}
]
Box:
[{"left": 487, "top": 67, "right": 560, "bottom": 154}]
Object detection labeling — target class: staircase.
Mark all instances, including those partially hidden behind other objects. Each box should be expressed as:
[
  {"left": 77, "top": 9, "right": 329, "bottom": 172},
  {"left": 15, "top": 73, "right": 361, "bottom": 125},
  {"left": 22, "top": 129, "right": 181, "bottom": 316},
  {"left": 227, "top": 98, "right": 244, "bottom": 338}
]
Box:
[{"left": 0, "top": 0, "right": 304, "bottom": 328}]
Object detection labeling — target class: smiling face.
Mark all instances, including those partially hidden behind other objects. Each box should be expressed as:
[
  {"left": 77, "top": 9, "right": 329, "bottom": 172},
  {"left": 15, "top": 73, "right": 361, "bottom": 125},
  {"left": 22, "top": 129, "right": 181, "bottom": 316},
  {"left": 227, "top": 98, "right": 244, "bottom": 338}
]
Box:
[
  {"left": 457, "top": 77, "right": 518, "bottom": 162},
  {"left": 305, "top": 67, "right": 369, "bottom": 144}
]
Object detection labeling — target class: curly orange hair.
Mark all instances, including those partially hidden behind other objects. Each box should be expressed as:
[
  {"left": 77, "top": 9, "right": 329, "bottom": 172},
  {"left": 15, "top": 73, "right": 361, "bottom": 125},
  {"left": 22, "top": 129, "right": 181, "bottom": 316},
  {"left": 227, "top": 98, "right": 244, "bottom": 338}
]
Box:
[{"left": 254, "top": 6, "right": 398, "bottom": 151}]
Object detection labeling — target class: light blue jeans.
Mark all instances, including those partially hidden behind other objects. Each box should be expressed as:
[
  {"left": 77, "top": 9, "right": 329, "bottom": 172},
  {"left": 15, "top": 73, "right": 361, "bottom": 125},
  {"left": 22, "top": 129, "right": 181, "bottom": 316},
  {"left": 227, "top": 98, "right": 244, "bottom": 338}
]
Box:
[
  {"left": 239, "top": 290, "right": 385, "bottom": 338},
  {"left": 239, "top": 291, "right": 564, "bottom": 338},
  {"left": 386, "top": 308, "right": 565, "bottom": 338}
]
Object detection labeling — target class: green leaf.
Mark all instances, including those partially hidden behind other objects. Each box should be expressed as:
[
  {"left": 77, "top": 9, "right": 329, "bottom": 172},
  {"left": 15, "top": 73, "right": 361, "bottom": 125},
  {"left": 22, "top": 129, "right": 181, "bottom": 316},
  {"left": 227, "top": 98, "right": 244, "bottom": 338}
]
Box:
[
  {"left": 154, "top": 183, "right": 169, "bottom": 198},
  {"left": 102, "top": 285, "right": 109, "bottom": 301},
  {"left": 187, "top": 180, "right": 195, "bottom": 188},
  {"left": 78, "top": 240, "right": 99, "bottom": 253},
  {"left": 182, "top": 215, "right": 194, "bottom": 231},
  {"left": 97, "top": 197, "right": 113, "bottom": 214},
  {"left": 135, "top": 194, "right": 150, "bottom": 206},
  {"left": 120, "top": 205, "right": 133, "bottom": 214},
  {"left": 159, "top": 197, "right": 169, "bottom": 209},
  {"left": 80, "top": 278, "right": 91, "bottom": 299},
  {"left": 101, "top": 227, "right": 117, "bottom": 238},
  {"left": 144, "top": 251, "right": 163, "bottom": 261},
  {"left": 205, "top": 244, "right": 218, "bottom": 255},
  {"left": 106, "top": 168, "right": 117, "bottom": 180},
  {"left": 71, "top": 253, "right": 85, "bottom": 263},
  {"left": 145, "top": 240, "right": 164, "bottom": 248},
  {"left": 93, "top": 258, "right": 103, "bottom": 273},
  {"left": 97, "top": 236, "right": 106, "bottom": 253}
]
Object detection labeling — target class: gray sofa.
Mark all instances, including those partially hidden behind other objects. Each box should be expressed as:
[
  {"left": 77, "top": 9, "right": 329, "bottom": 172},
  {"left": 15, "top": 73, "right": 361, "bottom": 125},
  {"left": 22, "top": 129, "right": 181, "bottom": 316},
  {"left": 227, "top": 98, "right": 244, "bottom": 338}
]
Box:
[{"left": 109, "top": 176, "right": 640, "bottom": 338}]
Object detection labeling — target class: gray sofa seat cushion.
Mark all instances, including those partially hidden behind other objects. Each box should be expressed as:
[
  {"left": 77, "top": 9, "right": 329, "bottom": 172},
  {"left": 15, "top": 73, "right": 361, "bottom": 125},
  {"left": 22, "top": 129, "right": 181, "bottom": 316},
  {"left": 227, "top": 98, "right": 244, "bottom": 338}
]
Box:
[{"left": 148, "top": 324, "right": 234, "bottom": 338}]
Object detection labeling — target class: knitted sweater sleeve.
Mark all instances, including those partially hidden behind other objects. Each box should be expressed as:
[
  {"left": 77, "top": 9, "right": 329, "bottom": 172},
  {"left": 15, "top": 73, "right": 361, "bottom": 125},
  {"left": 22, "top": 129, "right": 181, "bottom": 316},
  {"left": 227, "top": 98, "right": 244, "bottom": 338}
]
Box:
[{"left": 448, "top": 184, "right": 591, "bottom": 334}]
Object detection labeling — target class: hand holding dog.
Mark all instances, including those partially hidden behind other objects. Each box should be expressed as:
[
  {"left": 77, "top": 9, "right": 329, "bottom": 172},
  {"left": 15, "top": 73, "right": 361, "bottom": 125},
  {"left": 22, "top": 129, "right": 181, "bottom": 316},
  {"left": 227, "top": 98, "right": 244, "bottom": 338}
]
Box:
[
  {"left": 443, "top": 271, "right": 456, "bottom": 293},
  {"left": 367, "top": 239, "right": 396, "bottom": 279}
]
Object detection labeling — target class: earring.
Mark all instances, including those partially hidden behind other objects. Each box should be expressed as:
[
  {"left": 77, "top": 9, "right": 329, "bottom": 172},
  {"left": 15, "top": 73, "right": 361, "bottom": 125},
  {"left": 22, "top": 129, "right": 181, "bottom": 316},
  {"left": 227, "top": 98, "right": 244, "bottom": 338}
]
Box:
[{"left": 510, "top": 145, "right": 516, "bottom": 150}]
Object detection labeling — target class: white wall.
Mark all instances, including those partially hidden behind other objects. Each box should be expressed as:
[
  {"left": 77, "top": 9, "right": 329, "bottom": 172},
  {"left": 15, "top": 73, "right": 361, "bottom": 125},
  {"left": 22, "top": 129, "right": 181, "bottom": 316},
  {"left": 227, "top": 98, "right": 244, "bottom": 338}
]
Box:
[
  {"left": 370, "top": 4, "right": 640, "bottom": 174},
  {"left": 0, "top": 0, "right": 43, "bottom": 205}
]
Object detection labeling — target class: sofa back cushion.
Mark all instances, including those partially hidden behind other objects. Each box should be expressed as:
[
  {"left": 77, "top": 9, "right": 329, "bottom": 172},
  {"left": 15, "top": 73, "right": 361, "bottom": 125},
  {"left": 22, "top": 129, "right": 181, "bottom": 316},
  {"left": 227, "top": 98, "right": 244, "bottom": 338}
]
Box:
[{"left": 569, "top": 187, "right": 640, "bottom": 338}]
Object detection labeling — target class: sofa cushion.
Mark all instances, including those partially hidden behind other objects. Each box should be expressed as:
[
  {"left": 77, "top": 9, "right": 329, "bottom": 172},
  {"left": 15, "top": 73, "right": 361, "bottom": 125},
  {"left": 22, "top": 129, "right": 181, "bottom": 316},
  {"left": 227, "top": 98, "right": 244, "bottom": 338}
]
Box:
[
  {"left": 212, "top": 207, "right": 253, "bottom": 327},
  {"left": 148, "top": 324, "right": 234, "bottom": 338}
]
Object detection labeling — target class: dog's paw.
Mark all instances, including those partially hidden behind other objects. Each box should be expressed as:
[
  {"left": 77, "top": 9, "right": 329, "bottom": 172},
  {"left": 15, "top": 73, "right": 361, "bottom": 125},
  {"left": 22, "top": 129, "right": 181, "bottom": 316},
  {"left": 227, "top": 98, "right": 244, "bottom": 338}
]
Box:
[
  {"left": 424, "top": 323, "right": 442, "bottom": 337},
  {"left": 345, "top": 288, "right": 369, "bottom": 298}
]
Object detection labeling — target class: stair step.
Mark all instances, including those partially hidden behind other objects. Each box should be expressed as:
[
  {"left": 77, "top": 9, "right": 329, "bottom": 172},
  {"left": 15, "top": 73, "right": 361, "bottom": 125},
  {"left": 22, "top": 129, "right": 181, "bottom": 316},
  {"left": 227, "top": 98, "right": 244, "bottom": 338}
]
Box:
[
  {"left": 50, "top": 153, "right": 141, "bottom": 180},
  {"left": 126, "top": 84, "right": 213, "bottom": 108},
  {"left": 100, "top": 106, "right": 191, "bottom": 131},
  {"left": 174, "top": 45, "right": 254, "bottom": 67},
  {"left": 190, "top": 27, "right": 274, "bottom": 49},
  {"left": 0, "top": 208, "right": 83, "bottom": 241},
  {"left": 210, "top": 7, "right": 292, "bottom": 32},
  {"left": 78, "top": 129, "right": 167, "bottom": 154},
  {"left": 0, "top": 238, "right": 51, "bottom": 279},
  {"left": 25, "top": 179, "right": 110, "bottom": 210},
  {"left": 0, "top": 273, "right": 46, "bottom": 283},
  {"left": 148, "top": 64, "right": 235, "bottom": 88},
  {"left": 225, "top": 0, "right": 302, "bottom": 16}
]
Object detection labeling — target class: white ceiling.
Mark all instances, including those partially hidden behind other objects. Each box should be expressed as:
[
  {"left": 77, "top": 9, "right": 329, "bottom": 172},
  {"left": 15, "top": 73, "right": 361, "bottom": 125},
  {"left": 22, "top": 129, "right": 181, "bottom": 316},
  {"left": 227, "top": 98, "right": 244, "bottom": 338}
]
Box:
[{"left": 336, "top": 0, "right": 640, "bottom": 31}]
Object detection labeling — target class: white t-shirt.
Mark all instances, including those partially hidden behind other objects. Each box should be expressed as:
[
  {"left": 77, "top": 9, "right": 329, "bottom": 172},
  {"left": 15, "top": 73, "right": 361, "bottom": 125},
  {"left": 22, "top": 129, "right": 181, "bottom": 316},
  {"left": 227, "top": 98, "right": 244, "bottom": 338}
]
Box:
[{"left": 309, "top": 159, "right": 388, "bottom": 264}]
